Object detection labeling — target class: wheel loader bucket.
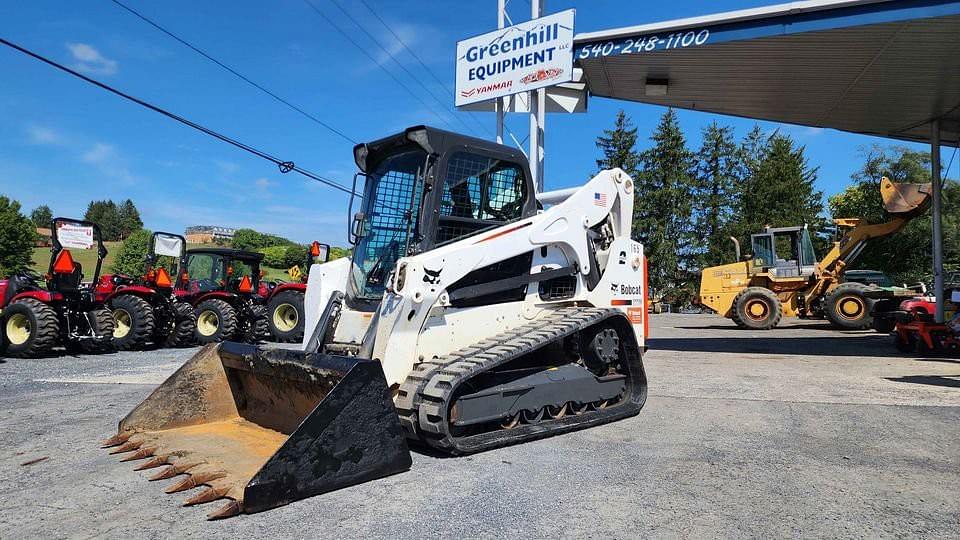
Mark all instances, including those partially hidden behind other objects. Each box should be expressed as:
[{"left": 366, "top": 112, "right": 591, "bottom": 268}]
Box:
[
  {"left": 102, "top": 343, "right": 411, "bottom": 519},
  {"left": 880, "top": 176, "right": 932, "bottom": 218}
]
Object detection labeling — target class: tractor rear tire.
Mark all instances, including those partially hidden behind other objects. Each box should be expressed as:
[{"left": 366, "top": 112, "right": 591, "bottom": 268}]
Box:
[
  {"left": 825, "top": 283, "right": 875, "bottom": 330},
  {"left": 267, "top": 290, "right": 305, "bottom": 342},
  {"left": 80, "top": 309, "right": 116, "bottom": 354},
  {"left": 164, "top": 301, "right": 196, "bottom": 348},
  {"left": 110, "top": 294, "right": 155, "bottom": 350},
  {"left": 240, "top": 303, "right": 270, "bottom": 344},
  {"left": 3, "top": 298, "right": 59, "bottom": 358},
  {"left": 872, "top": 316, "right": 896, "bottom": 334},
  {"left": 194, "top": 299, "right": 237, "bottom": 344},
  {"left": 731, "top": 287, "right": 783, "bottom": 330}
]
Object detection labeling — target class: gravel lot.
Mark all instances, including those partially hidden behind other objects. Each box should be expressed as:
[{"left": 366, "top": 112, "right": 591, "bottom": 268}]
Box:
[{"left": 1, "top": 314, "right": 958, "bottom": 539}]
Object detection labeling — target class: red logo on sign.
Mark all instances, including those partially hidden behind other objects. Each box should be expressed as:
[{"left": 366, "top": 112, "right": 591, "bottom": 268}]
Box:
[{"left": 520, "top": 68, "right": 563, "bottom": 85}]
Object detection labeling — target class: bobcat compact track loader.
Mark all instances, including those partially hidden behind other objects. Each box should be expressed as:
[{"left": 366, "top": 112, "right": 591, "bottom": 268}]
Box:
[{"left": 103, "top": 126, "right": 649, "bottom": 519}]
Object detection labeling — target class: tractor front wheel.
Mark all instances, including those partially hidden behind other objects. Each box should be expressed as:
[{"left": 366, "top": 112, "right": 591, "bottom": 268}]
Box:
[
  {"left": 825, "top": 283, "right": 875, "bottom": 330},
  {"left": 2, "top": 298, "right": 59, "bottom": 357},
  {"left": 240, "top": 303, "right": 270, "bottom": 344},
  {"left": 267, "top": 290, "right": 305, "bottom": 342},
  {"left": 731, "top": 287, "right": 783, "bottom": 330},
  {"left": 194, "top": 299, "right": 237, "bottom": 344},
  {"left": 110, "top": 294, "right": 156, "bottom": 350}
]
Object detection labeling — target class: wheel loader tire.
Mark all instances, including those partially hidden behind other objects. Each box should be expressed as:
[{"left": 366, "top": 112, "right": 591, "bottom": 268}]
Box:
[
  {"left": 731, "top": 287, "right": 782, "bottom": 330},
  {"left": 164, "top": 301, "right": 196, "bottom": 348},
  {"left": 3, "top": 298, "right": 59, "bottom": 357},
  {"left": 194, "top": 299, "right": 237, "bottom": 344},
  {"left": 110, "top": 294, "right": 156, "bottom": 350},
  {"left": 240, "top": 303, "right": 269, "bottom": 344},
  {"left": 267, "top": 290, "right": 304, "bottom": 342},
  {"left": 80, "top": 309, "right": 116, "bottom": 354},
  {"left": 825, "top": 283, "right": 875, "bottom": 330}
]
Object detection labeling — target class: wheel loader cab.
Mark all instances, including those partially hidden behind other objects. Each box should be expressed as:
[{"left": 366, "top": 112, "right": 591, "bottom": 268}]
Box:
[
  {"left": 750, "top": 225, "right": 818, "bottom": 279},
  {"left": 349, "top": 126, "right": 536, "bottom": 304}
]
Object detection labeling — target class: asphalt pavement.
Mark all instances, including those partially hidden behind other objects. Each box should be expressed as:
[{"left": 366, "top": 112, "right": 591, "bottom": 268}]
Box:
[{"left": 1, "top": 314, "right": 958, "bottom": 539}]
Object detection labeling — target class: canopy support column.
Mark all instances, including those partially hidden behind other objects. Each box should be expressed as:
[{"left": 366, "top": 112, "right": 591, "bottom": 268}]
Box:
[{"left": 931, "top": 119, "right": 944, "bottom": 323}]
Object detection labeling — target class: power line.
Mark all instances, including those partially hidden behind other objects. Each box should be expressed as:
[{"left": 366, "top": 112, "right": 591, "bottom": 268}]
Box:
[
  {"left": 300, "top": 0, "right": 459, "bottom": 132},
  {"left": 109, "top": 0, "right": 357, "bottom": 145},
  {"left": 326, "top": 0, "right": 481, "bottom": 137},
  {"left": 355, "top": 0, "right": 493, "bottom": 138},
  {"left": 0, "top": 37, "right": 357, "bottom": 196}
]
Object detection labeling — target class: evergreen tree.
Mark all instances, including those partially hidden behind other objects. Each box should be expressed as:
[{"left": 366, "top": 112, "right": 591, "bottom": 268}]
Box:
[
  {"left": 634, "top": 109, "right": 697, "bottom": 303},
  {"left": 117, "top": 199, "right": 143, "bottom": 240},
  {"left": 84, "top": 200, "right": 122, "bottom": 241},
  {"left": 30, "top": 205, "right": 53, "bottom": 229},
  {"left": 693, "top": 122, "right": 740, "bottom": 269},
  {"left": 737, "top": 133, "right": 824, "bottom": 247},
  {"left": 595, "top": 110, "right": 640, "bottom": 178},
  {"left": 0, "top": 196, "right": 38, "bottom": 277},
  {"left": 111, "top": 228, "right": 151, "bottom": 276}
]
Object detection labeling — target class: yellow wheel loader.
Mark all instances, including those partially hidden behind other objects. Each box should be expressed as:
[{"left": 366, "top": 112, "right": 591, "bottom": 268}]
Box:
[
  {"left": 103, "top": 126, "right": 650, "bottom": 519},
  {"left": 699, "top": 178, "right": 931, "bottom": 330}
]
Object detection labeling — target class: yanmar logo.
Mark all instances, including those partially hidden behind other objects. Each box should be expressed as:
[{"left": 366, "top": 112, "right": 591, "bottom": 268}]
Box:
[{"left": 459, "top": 80, "right": 513, "bottom": 98}]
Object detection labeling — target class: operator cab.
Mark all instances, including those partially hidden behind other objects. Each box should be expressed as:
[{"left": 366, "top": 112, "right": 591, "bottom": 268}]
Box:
[
  {"left": 348, "top": 126, "right": 536, "bottom": 305},
  {"left": 185, "top": 248, "right": 263, "bottom": 295},
  {"left": 751, "top": 225, "right": 818, "bottom": 278}
]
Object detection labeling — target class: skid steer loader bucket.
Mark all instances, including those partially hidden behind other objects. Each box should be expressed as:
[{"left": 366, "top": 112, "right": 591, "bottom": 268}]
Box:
[
  {"left": 880, "top": 177, "right": 932, "bottom": 218},
  {"left": 102, "top": 343, "right": 411, "bottom": 519}
]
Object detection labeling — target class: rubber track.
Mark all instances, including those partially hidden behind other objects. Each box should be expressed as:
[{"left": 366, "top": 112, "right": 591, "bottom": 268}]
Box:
[{"left": 395, "top": 307, "right": 647, "bottom": 455}]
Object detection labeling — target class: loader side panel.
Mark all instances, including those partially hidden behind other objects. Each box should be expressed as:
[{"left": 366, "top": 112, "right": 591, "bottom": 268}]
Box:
[{"left": 699, "top": 261, "right": 753, "bottom": 317}]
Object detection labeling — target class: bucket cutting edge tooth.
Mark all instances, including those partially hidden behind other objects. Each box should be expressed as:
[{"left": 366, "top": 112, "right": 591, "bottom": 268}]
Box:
[
  {"left": 109, "top": 439, "right": 142, "bottom": 454},
  {"left": 134, "top": 455, "right": 169, "bottom": 471},
  {"left": 120, "top": 446, "right": 156, "bottom": 462},
  {"left": 149, "top": 462, "right": 201, "bottom": 481},
  {"left": 164, "top": 471, "right": 226, "bottom": 494},
  {"left": 207, "top": 500, "right": 241, "bottom": 521},
  {"left": 183, "top": 486, "right": 230, "bottom": 506},
  {"left": 101, "top": 432, "right": 132, "bottom": 448}
]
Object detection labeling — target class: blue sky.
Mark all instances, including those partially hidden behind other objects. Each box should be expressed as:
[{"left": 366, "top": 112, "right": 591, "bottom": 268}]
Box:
[{"left": 0, "top": 0, "right": 954, "bottom": 245}]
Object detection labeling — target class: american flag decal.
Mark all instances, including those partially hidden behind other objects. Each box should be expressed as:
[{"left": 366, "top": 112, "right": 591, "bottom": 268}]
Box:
[{"left": 594, "top": 192, "right": 607, "bottom": 207}]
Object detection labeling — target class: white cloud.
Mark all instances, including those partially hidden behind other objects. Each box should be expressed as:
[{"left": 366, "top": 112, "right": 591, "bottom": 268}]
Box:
[
  {"left": 82, "top": 142, "right": 116, "bottom": 164},
  {"left": 254, "top": 177, "right": 272, "bottom": 188},
  {"left": 26, "top": 125, "right": 61, "bottom": 145},
  {"left": 66, "top": 43, "right": 118, "bottom": 75}
]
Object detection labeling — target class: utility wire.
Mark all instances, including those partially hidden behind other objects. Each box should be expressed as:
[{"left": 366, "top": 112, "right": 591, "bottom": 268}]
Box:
[
  {"left": 109, "top": 0, "right": 357, "bottom": 146},
  {"left": 356, "top": 0, "right": 507, "bottom": 140},
  {"left": 301, "top": 0, "right": 458, "bottom": 132},
  {"left": 0, "top": 37, "right": 357, "bottom": 196},
  {"left": 327, "top": 0, "right": 481, "bottom": 138}
]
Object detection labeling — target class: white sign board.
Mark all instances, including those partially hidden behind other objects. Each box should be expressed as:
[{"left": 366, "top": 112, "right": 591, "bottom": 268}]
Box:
[
  {"left": 57, "top": 223, "right": 95, "bottom": 249},
  {"left": 154, "top": 234, "right": 184, "bottom": 257},
  {"left": 456, "top": 9, "right": 574, "bottom": 107}
]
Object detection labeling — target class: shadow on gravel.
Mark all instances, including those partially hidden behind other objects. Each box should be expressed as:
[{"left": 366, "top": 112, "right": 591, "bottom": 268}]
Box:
[
  {"left": 886, "top": 375, "right": 960, "bottom": 388},
  {"left": 649, "top": 335, "right": 901, "bottom": 357}
]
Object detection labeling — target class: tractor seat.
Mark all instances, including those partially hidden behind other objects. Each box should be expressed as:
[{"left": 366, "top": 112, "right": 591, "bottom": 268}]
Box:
[{"left": 51, "top": 262, "right": 84, "bottom": 293}]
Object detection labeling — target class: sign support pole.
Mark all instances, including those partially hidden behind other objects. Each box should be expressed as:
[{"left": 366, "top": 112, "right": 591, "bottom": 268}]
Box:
[
  {"left": 496, "top": 0, "right": 505, "bottom": 145},
  {"left": 529, "top": 0, "right": 545, "bottom": 192},
  {"left": 931, "top": 118, "right": 944, "bottom": 323}
]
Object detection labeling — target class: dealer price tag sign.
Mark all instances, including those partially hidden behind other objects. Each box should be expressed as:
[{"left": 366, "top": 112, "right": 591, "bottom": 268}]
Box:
[
  {"left": 455, "top": 9, "right": 574, "bottom": 107},
  {"left": 57, "top": 223, "right": 95, "bottom": 249}
]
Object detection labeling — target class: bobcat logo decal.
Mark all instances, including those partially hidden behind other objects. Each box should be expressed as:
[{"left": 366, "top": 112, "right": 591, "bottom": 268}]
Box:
[{"left": 423, "top": 267, "right": 442, "bottom": 285}]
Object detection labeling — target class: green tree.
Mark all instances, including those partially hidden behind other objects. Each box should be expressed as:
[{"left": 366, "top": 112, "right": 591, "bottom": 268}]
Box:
[
  {"left": 111, "top": 229, "right": 152, "bottom": 276},
  {"left": 829, "top": 145, "right": 958, "bottom": 284},
  {"left": 258, "top": 246, "right": 288, "bottom": 268},
  {"left": 30, "top": 205, "right": 53, "bottom": 229},
  {"left": 117, "top": 199, "right": 143, "bottom": 240},
  {"left": 231, "top": 228, "right": 265, "bottom": 251},
  {"left": 737, "top": 133, "right": 824, "bottom": 247},
  {"left": 693, "top": 122, "right": 740, "bottom": 269},
  {"left": 329, "top": 247, "right": 351, "bottom": 261},
  {"left": 0, "top": 196, "right": 38, "bottom": 277},
  {"left": 595, "top": 110, "right": 640, "bottom": 179},
  {"left": 84, "top": 200, "right": 122, "bottom": 241},
  {"left": 634, "top": 109, "right": 698, "bottom": 303},
  {"left": 284, "top": 245, "right": 306, "bottom": 268}
]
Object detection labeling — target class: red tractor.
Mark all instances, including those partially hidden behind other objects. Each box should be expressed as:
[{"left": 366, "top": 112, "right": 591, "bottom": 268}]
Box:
[
  {"left": 892, "top": 291, "right": 960, "bottom": 354},
  {"left": 95, "top": 232, "right": 196, "bottom": 350},
  {"left": 0, "top": 218, "right": 114, "bottom": 357},
  {"left": 182, "top": 248, "right": 269, "bottom": 344},
  {"left": 264, "top": 241, "right": 330, "bottom": 342}
]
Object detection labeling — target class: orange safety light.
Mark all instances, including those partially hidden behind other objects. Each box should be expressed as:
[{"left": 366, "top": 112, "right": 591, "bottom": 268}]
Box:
[
  {"left": 310, "top": 241, "right": 321, "bottom": 257},
  {"left": 155, "top": 267, "right": 173, "bottom": 288},
  {"left": 238, "top": 275, "right": 253, "bottom": 293},
  {"left": 53, "top": 249, "right": 76, "bottom": 274}
]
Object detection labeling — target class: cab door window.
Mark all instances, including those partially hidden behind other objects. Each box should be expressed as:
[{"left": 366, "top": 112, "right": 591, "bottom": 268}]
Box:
[{"left": 437, "top": 152, "right": 526, "bottom": 244}]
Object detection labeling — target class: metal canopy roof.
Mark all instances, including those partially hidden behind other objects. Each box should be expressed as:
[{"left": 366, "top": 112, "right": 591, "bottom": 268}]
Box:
[{"left": 574, "top": 0, "right": 960, "bottom": 146}]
